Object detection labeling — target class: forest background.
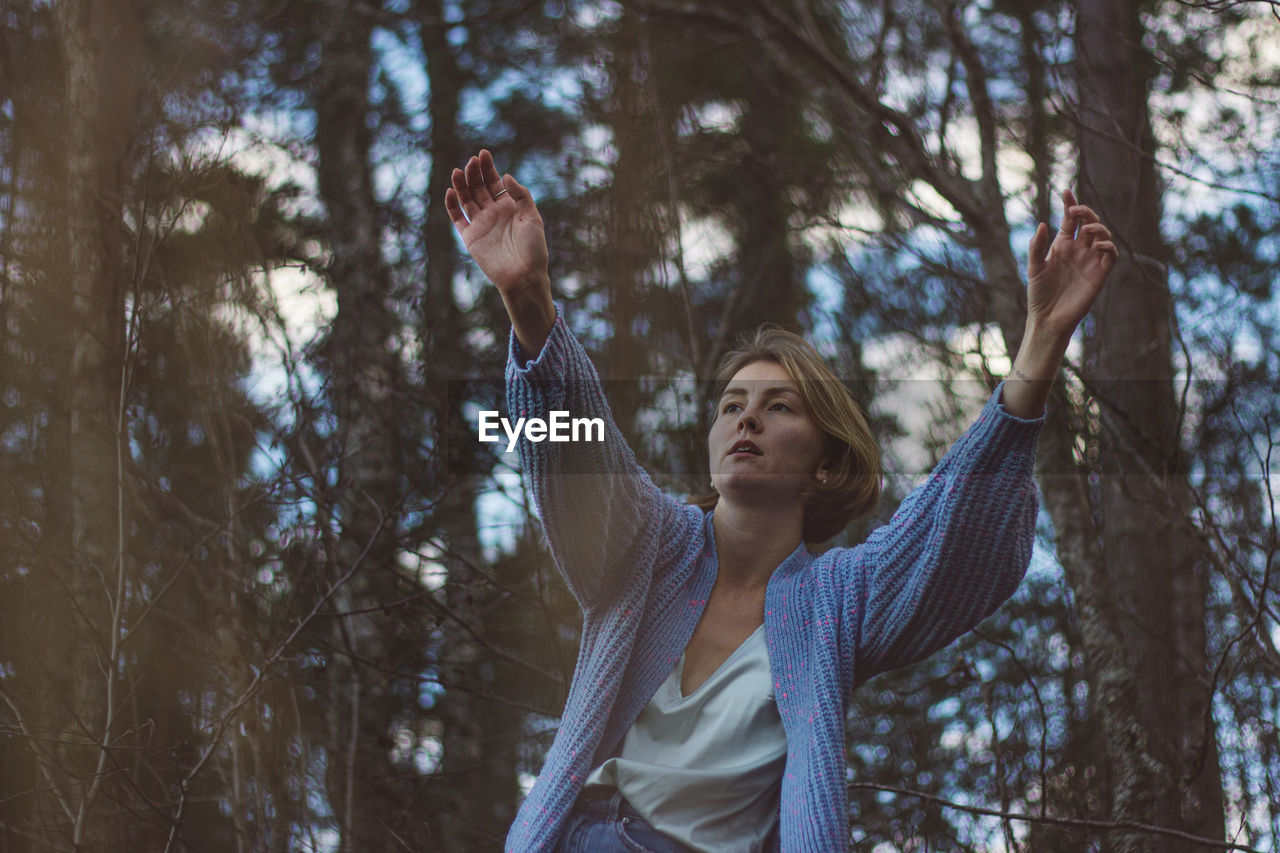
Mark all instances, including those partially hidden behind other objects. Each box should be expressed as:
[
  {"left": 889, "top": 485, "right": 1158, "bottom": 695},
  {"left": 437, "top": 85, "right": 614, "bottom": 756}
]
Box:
[{"left": 1, "top": 0, "right": 1278, "bottom": 851}]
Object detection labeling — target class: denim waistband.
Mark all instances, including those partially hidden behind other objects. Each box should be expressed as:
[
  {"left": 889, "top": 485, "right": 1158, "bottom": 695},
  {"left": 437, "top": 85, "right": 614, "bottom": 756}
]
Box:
[{"left": 573, "top": 788, "right": 647, "bottom": 821}]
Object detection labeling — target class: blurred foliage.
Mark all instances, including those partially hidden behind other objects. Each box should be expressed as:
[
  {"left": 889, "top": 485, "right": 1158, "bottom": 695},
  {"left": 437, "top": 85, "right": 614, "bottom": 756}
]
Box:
[{"left": 0, "top": 0, "right": 1276, "bottom": 850}]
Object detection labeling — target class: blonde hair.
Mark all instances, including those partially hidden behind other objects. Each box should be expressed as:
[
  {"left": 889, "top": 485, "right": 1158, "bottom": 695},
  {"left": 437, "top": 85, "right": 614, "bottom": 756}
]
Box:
[{"left": 689, "top": 325, "right": 881, "bottom": 544}]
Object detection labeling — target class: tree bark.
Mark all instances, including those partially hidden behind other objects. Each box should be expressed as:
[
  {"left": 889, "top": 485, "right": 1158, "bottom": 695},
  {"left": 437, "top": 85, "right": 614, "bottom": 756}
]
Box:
[
  {"left": 603, "top": 7, "right": 662, "bottom": 438},
  {"left": 1071, "top": 1, "right": 1225, "bottom": 848},
  {"left": 311, "top": 8, "right": 407, "bottom": 849},
  {"left": 419, "top": 1, "right": 520, "bottom": 846},
  {"left": 53, "top": 0, "right": 140, "bottom": 845}
]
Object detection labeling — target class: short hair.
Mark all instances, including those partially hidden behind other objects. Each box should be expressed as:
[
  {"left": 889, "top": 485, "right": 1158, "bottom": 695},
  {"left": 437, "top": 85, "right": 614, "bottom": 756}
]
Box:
[{"left": 688, "top": 325, "right": 882, "bottom": 544}]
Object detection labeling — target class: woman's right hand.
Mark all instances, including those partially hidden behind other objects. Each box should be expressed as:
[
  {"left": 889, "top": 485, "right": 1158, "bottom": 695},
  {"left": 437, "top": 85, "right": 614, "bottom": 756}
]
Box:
[
  {"left": 446, "top": 150, "right": 549, "bottom": 297},
  {"left": 446, "top": 149, "right": 555, "bottom": 355}
]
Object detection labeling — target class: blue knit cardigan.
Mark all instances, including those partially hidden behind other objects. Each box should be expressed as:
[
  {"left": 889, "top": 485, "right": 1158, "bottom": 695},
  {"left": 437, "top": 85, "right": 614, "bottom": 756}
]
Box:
[{"left": 503, "top": 312, "right": 1044, "bottom": 852}]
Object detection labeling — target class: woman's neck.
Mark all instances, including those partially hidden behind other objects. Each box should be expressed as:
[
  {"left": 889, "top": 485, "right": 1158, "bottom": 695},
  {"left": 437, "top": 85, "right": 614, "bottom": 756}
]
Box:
[{"left": 711, "top": 501, "right": 805, "bottom": 590}]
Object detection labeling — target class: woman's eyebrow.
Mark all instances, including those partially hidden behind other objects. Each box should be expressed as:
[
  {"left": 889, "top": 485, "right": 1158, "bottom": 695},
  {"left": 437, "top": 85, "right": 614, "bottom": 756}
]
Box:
[{"left": 720, "top": 385, "right": 801, "bottom": 400}]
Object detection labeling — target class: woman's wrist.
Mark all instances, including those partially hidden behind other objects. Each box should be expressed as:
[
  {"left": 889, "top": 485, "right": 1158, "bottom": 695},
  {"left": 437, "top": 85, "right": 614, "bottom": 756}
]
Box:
[
  {"left": 502, "top": 274, "right": 556, "bottom": 358},
  {"left": 1001, "top": 323, "right": 1071, "bottom": 418}
]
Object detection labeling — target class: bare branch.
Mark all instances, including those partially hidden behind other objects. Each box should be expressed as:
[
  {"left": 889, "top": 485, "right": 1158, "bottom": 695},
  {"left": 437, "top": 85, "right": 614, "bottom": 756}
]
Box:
[{"left": 848, "top": 782, "right": 1267, "bottom": 851}]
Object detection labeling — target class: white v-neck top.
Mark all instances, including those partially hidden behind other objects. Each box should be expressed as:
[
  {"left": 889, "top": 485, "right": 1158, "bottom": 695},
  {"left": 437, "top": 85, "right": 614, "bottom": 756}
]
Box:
[{"left": 582, "top": 624, "right": 787, "bottom": 852}]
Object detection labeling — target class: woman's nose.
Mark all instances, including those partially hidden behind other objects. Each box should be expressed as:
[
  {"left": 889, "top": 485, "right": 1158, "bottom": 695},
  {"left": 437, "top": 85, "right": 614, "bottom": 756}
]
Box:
[{"left": 737, "top": 409, "right": 760, "bottom": 432}]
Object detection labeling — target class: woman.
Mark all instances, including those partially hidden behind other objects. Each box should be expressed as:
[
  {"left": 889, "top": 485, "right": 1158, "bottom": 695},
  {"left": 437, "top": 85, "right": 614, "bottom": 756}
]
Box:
[{"left": 445, "top": 150, "right": 1116, "bottom": 852}]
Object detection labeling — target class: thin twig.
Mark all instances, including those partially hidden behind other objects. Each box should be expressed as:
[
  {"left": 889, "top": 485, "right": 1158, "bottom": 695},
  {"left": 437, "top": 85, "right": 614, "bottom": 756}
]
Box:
[
  {"left": 161, "top": 504, "right": 388, "bottom": 852},
  {"left": 849, "top": 782, "right": 1266, "bottom": 851}
]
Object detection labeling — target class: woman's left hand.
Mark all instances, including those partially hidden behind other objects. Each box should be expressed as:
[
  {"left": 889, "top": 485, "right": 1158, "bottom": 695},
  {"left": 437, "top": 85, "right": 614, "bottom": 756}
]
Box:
[
  {"left": 1000, "top": 190, "right": 1118, "bottom": 418},
  {"left": 1025, "top": 189, "right": 1118, "bottom": 339}
]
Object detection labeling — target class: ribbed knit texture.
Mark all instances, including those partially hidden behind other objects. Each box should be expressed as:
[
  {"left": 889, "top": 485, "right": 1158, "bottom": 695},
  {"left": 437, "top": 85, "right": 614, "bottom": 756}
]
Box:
[{"left": 504, "top": 312, "right": 1044, "bottom": 852}]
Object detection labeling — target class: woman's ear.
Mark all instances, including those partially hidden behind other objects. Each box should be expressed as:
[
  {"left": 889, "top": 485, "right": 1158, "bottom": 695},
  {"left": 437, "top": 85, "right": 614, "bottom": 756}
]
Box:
[{"left": 816, "top": 460, "right": 831, "bottom": 486}]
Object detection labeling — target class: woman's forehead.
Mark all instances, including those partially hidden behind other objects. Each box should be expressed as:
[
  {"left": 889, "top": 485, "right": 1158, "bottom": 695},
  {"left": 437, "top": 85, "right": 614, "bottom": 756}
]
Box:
[
  {"left": 721, "top": 360, "right": 800, "bottom": 397},
  {"left": 727, "top": 360, "right": 795, "bottom": 385}
]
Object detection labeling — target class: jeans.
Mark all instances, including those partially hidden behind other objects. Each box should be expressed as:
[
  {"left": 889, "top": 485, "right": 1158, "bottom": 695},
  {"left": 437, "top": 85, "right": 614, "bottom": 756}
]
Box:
[{"left": 554, "top": 789, "right": 693, "bottom": 853}]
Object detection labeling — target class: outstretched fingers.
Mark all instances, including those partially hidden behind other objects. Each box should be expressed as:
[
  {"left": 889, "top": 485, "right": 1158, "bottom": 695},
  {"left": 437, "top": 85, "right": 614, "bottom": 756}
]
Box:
[
  {"left": 464, "top": 155, "right": 492, "bottom": 204},
  {"left": 1068, "top": 205, "right": 1100, "bottom": 232},
  {"left": 445, "top": 186, "right": 468, "bottom": 231},
  {"left": 478, "top": 149, "right": 509, "bottom": 201},
  {"left": 450, "top": 167, "right": 478, "bottom": 222},
  {"left": 445, "top": 150, "right": 538, "bottom": 238},
  {"left": 1076, "top": 222, "right": 1118, "bottom": 266},
  {"left": 1058, "top": 189, "right": 1079, "bottom": 236},
  {"left": 1028, "top": 221, "right": 1052, "bottom": 277},
  {"left": 1058, "top": 188, "right": 1095, "bottom": 233},
  {"left": 500, "top": 173, "right": 533, "bottom": 206},
  {"left": 1057, "top": 188, "right": 1110, "bottom": 252},
  {"left": 1079, "top": 221, "right": 1112, "bottom": 246}
]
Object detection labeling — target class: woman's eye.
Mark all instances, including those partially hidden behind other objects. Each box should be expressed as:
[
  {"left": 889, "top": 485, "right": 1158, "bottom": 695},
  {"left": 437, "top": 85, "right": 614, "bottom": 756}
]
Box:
[
  {"left": 722, "top": 403, "right": 741, "bottom": 414},
  {"left": 771, "top": 402, "right": 791, "bottom": 412}
]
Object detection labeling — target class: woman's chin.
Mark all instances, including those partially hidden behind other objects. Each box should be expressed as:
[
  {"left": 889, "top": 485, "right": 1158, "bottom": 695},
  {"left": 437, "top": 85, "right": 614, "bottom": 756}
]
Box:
[{"left": 714, "top": 475, "right": 805, "bottom": 507}]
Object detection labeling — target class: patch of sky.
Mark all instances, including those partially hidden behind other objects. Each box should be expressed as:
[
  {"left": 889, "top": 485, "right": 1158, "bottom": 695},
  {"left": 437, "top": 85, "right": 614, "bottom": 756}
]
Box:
[
  {"left": 466, "top": 324, "right": 498, "bottom": 354},
  {"left": 460, "top": 81, "right": 503, "bottom": 132},
  {"left": 397, "top": 544, "right": 445, "bottom": 592},
  {"left": 184, "top": 116, "right": 320, "bottom": 228},
  {"left": 242, "top": 107, "right": 318, "bottom": 153},
  {"left": 476, "top": 461, "right": 529, "bottom": 561},
  {"left": 441, "top": 0, "right": 464, "bottom": 23},
  {"left": 452, "top": 266, "right": 487, "bottom": 312},
  {"left": 1, "top": 418, "right": 31, "bottom": 457},
  {"left": 1023, "top": 539, "right": 1063, "bottom": 584},
  {"left": 573, "top": 0, "right": 621, "bottom": 30},
  {"left": 415, "top": 734, "right": 442, "bottom": 775},
  {"left": 804, "top": 265, "right": 856, "bottom": 361},
  {"left": 208, "top": 259, "right": 333, "bottom": 483},
  {"left": 802, "top": 103, "right": 833, "bottom": 144},
  {"left": 538, "top": 66, "right": 586, "bottom": 112},
  {"left": 558, "top": 272, "right": 585, "bottom": 299},
  {"left": 666, "top": 210, "right": 734, "bottom": 285},
  {"left": 460, "top": 67, "right": 585, "bottom": 170},
  {"left": 808, "top": 252, "right": 1025, "bottom": 482},
  {"left": 928, "top": 696, "right": 961, "bottom": 722},
  {"left": 571, "top": 123, "right": 615, "bottom": 189},
  {"left": 973, "top": 658, "right": 995, "bottom": 682},
  {"left": 571, "top": 289, "right": 614, "bottom": 344},
  {"left": 295, "top": 767, "right": 338, "bottom": 852},
  {"left": 372, "top": 148, "right": 430, "bottom": 213},
  {"left": 372, "top": 26, "right": 430, "bottom": 132},
  {"left": 419, "top": 670, "right": 443, "bottom": 710},
  {"left": 675, "top": 100, "right": 743, "bottom": 139},
  {"left": 880, "top": 58, "right": 932, "bottom": 116},
  {"left": 1043, "top": 630, "right": 1071, "bottom": 673},
  {"left": 985, "top": 74, "right": 1025, "bottom": 107}
]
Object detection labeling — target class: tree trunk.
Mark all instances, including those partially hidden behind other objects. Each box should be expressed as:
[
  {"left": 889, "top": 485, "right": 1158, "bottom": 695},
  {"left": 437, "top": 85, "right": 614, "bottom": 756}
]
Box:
[
  {"left": 1069, "top": 1, "right": 1225, "bottom": 848},
  {"left": 419, "top": 1, "right": 519, "bottom": 847},
  {"left": 730, "top": 67, "right": 809, "bottom": 336},
  {"left": 54, "top": 0, "right": 140, "bottom": 845},
  {"left": 603, "top": 8, "right": 662, "bottom": 438},
  {"left": 311, "top": 9, "right": 406, "bottom": 850}
]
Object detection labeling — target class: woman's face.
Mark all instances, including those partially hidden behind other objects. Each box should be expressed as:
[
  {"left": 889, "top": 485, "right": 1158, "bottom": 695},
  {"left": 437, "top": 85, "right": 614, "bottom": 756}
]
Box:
[{"left": 708, "top": 360, "right": 829, "bottom": 507}]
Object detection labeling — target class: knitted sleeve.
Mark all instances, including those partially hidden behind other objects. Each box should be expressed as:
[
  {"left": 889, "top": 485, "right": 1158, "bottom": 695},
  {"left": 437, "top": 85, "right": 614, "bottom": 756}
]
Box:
[
  {"left": 845, "top": 381, "right": 1044, "bottom": 682},
  {"left": 504, "top": 309, "right": 689, "bottom": 612}
]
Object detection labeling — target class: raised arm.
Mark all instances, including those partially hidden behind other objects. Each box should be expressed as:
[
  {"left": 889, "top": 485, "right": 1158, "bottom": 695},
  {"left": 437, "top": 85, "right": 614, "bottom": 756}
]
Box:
[
  {"left": 847, "top": 385, "right": 1043, "bottom": 680},
  {"left": 447, "top": 151, "right": 698, "bottom": 611},
  {"left": 846, "top": 190, "right": 1117, "bottom": 680}
]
